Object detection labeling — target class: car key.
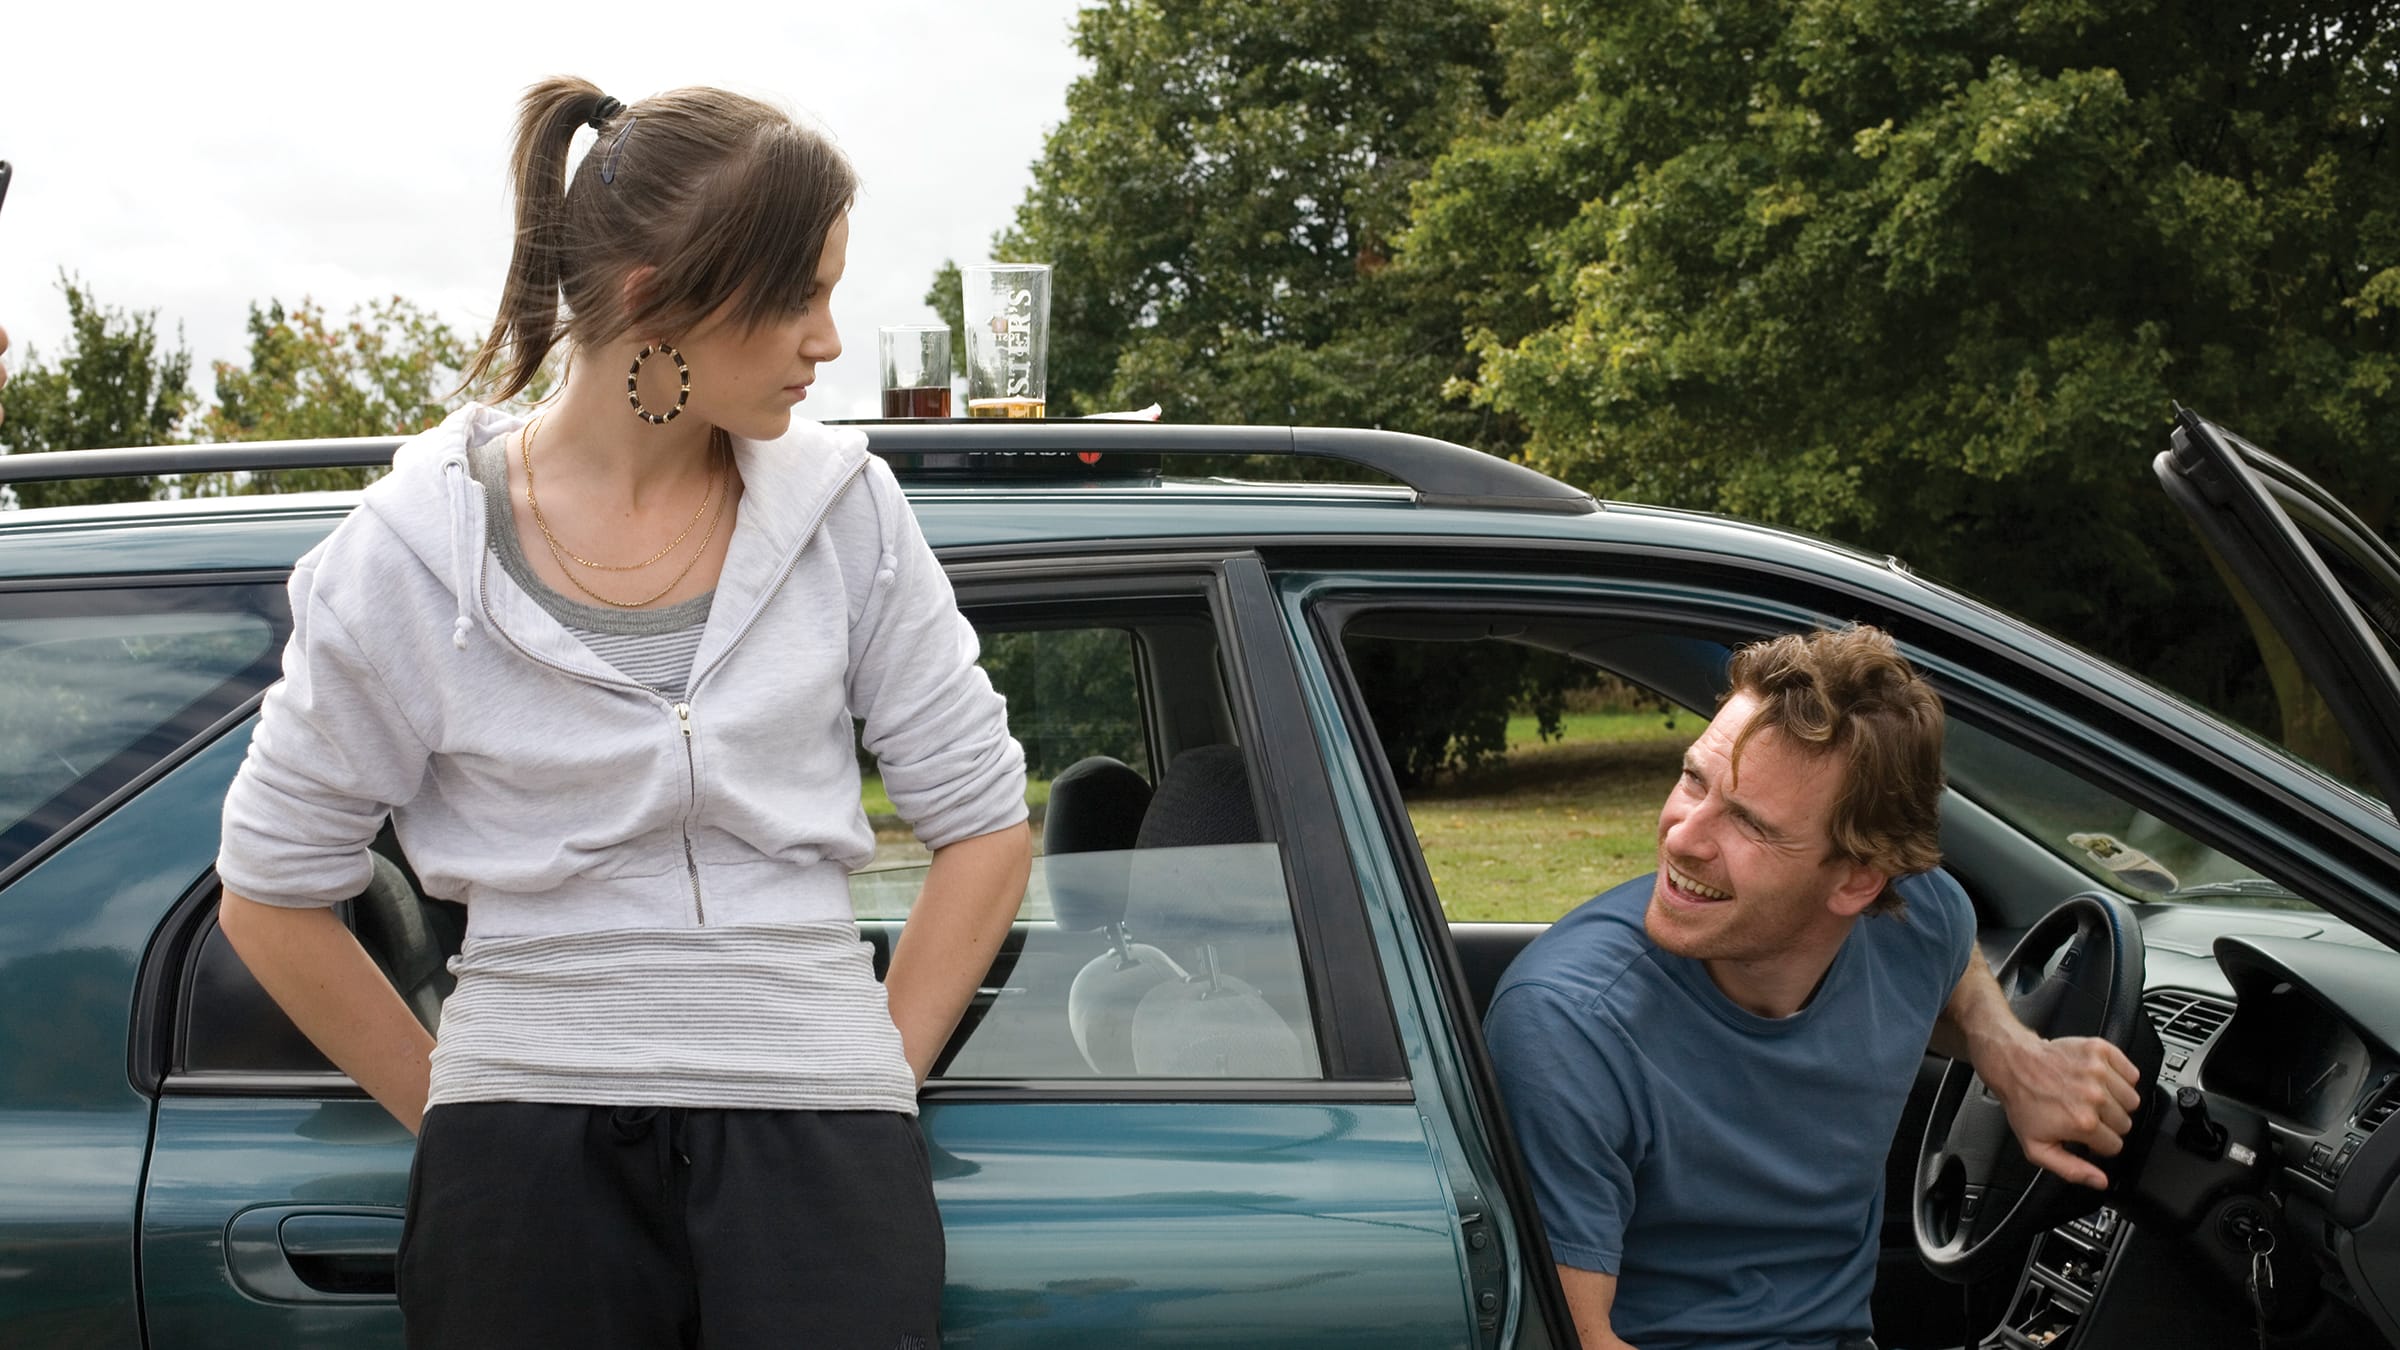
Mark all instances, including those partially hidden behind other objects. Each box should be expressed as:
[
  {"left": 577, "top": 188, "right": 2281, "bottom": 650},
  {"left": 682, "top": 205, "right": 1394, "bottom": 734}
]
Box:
[{"left": 2245, "top": 1227, "right": 2275, "bottom": 1348}]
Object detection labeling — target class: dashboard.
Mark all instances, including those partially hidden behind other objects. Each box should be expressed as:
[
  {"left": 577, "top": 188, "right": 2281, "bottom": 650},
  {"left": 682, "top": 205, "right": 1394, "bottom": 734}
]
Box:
[
  {"left": 2095, "top": 904, "right": 2398, "bottom": 1348},
  {"left": 1979, "top": 902, "right": 2400, "bottom": 1349}
]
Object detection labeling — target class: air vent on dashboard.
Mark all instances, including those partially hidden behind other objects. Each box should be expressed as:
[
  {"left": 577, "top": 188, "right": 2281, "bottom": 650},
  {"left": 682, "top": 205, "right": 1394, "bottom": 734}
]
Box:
[
  {"left": 2143, "top": 991, "right": 2235, "bottom": 1045},
  {"left": 2361, "top": 1078, "right": 2400, "bottom": 1135}
]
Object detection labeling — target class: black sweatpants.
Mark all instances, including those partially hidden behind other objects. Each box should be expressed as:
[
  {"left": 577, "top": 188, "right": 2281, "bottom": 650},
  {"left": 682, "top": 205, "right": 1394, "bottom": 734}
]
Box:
[{"left": 398, "top": 1103, "right": 944, "bottom": 1350}]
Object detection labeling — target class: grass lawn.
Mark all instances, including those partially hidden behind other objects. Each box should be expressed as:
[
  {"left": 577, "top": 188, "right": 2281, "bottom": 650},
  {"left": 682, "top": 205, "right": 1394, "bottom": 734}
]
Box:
[{"left": 1403, "top": 711, "right": 1698, "bottom": 923}]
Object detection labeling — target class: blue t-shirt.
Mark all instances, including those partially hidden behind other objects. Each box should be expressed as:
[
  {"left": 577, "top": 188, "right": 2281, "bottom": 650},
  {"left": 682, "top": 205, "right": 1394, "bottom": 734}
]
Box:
[{"left": 1486, "top": 871, "right": 1974, "bottom": 1350}]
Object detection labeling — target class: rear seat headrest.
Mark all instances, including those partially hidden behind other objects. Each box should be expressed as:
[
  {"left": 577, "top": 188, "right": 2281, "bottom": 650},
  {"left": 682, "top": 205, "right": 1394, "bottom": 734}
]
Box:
[
  {"left": 1044, "top": 756, "right": 1154, "bottom": 933},
  {"left": 1133, "top": 745, "right": 1260, "bottom": 851},
  {"left": 1042, "top": 756, "right": 1153, "bottom": 857}
]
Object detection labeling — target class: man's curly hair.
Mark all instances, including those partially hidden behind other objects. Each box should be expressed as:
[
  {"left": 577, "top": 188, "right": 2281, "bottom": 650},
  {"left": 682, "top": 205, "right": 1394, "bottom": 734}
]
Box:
[{"left": 1725, "top": 626, "right": 1945, "bottom": 915}]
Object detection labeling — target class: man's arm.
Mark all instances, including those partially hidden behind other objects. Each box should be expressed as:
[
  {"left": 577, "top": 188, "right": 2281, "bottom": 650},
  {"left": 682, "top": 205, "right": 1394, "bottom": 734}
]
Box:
[
  {"left": 1558, "top": 1267, "right": 1639, "bottom": 1350},
  {"left": 1930, "top": 945, "right": 2142, "bottom": 1188}
]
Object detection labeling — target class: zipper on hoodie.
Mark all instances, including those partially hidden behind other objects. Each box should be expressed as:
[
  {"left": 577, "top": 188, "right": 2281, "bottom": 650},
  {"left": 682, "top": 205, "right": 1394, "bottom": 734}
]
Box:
[
  {"left": 471, "top": 449, "right": 873, "bottom": 932},
  {"left": 675, "top": 700, "right": 705, "bottom": 925}
]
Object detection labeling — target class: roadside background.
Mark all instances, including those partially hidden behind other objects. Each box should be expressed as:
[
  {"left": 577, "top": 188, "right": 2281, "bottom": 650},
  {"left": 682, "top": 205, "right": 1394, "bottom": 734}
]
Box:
[{"left": 0, "top": 0, "right": 1089, "bottom": 421}]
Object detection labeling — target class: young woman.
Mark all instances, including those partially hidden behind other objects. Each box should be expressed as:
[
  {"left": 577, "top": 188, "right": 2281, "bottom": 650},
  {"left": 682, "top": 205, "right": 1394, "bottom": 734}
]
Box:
[{"left": 215, "top": 79, "right": 1030, "bottom": 1349}]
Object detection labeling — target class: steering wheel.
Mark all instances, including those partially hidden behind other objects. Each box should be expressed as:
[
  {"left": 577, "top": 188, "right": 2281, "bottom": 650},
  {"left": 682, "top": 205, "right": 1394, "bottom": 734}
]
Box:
[{"left": 1913, "top": 892, "right": 2164, "bottom": 1282}]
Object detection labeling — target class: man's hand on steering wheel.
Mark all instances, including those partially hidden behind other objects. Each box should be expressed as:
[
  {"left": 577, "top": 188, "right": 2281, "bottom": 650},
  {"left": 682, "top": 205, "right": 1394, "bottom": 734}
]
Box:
[
  {"left": 1973, "top": 1025, "right": 2144, "bottom": 1189},
  {"left": 1919, "top": 894, "right": 2162, "bottom": 1281}
]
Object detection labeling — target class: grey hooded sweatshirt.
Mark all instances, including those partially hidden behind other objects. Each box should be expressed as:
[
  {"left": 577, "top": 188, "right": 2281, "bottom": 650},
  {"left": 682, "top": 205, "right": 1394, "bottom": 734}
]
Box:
[{"left": 217, "top": 404, "right": 1027, "bottom": 1112}]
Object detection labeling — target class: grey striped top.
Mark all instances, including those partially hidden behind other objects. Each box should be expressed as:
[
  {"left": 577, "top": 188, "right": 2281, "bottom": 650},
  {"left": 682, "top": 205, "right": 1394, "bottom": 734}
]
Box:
[
  {"left": 434, "top": 437, "right": 918, "bottom": 1115},
  {"left": 470, "top": 436, "right": 711, "bottom": 698}
]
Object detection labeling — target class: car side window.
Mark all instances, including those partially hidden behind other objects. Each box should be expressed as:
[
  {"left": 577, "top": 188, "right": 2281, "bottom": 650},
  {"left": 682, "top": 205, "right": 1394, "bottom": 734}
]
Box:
[
  {"left": 1336, "top": 620, "right": 1703, "bottom": 923},
  {"left": 856, "top": 609, "right": 1325, "bottom": 1081},
  {"left": 0, "top": 585, "right": 287, "bottom": 873},
  {"left": 1943, "top": 719, "right": 2317, "bottom": 912}
]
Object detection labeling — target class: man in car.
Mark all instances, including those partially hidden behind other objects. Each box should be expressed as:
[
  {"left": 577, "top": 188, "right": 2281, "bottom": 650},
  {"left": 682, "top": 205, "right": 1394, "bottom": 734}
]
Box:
[{"left": 1486, "top": 624, "right": 2142, "bottom": 1350}]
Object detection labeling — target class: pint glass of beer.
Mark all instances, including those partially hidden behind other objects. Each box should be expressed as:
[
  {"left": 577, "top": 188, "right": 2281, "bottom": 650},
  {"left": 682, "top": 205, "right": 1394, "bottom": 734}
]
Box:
[
  {"left": 879, "top": 325, "right": 953, "bottom": 418},
  {"left": 963, "top": 264, "right": 1050, "bottom": 418}
]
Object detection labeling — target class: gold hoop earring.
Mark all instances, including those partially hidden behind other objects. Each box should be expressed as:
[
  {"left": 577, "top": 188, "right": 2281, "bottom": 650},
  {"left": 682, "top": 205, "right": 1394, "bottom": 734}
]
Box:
[{"left": 627, "top": 343, "right": 691, "bottom": 424}]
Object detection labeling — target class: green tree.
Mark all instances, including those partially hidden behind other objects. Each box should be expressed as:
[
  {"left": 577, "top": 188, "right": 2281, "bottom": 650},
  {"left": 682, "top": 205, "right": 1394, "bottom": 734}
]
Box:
[
  {"left": 196, "top": 296, "right": 473, "bottom": 494},
  {"left": 932, "top": 0, "right": 1510, "bottom": 448},
  {"left": 0, "top": 274, "right": 194, "bottom": 508},
  {"left": 1409, "top": 0, "right": 2400, "bottom": 739}
]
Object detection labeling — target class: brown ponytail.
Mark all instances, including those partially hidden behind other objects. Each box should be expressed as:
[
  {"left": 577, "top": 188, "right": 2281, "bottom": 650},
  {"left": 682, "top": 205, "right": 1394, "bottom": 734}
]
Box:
[{"left": 461, "top": 77, "right": 858, "bottom": 404}]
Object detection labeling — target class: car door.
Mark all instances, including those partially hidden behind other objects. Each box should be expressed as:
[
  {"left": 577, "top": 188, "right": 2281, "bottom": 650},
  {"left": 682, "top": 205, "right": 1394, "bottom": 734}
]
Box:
[
  {"left": 2153, "top": 407, "right": 2400, "bottom": 810},
  {"left": 136, "top": 554, "right": 1495, "bottom": 1350},
  {"left": 2155, "top": 408, "right": 2400, "bottom": 1340},
  {"left": 0, "top": 578, "right": 290, "bottom": 1347}
]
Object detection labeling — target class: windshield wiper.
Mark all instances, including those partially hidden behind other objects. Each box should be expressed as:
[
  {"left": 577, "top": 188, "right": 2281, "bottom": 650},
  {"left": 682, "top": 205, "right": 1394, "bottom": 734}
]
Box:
[{"left": 2164, "top": 878, "right": 2305, "bottom": 902}]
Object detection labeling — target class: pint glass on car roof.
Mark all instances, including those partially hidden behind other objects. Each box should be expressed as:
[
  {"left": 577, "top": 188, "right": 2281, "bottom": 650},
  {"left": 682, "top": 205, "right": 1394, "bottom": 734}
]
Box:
[{"left": 963, "top": 264, "right": 1049, "bottom": 418}]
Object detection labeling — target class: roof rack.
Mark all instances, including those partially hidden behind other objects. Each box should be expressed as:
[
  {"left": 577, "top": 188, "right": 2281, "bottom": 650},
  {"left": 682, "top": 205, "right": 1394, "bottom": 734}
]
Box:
[
  {"left": 0, "top": 421, "right": 1597, "bottom": 516},
  {"left": 851, "top": 421, "right": 1597, "bottom": 515},
  {"left": 0, "top": 438, "right": 405, "bottom": 486}
]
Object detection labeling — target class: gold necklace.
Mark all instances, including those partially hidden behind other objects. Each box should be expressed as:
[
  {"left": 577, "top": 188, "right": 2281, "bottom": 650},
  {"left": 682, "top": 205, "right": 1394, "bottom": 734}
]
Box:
[
  {"left": 520, "top": 419, "right": 731, "bottom": 609},
  {"left": 522, "top": 415, "right": 723, "bottom": 571}
]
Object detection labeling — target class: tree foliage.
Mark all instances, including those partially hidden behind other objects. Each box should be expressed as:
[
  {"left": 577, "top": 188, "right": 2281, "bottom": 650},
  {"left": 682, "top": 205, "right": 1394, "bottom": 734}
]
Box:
[
  {"left": 195, "top": 297, "right": 472, "bottom": 494},
  {"left": 1346, "top": 637, "right": 1578, "bottom": 788},
  {"left": 1410, "top": 0, "right": 2400, "bottom": 723},
  {"left": 934, "top": 0, "right": 1512, "bottom": 448},
  {"left": 0, "top": 274, "right": 194, "bottom": 508}
]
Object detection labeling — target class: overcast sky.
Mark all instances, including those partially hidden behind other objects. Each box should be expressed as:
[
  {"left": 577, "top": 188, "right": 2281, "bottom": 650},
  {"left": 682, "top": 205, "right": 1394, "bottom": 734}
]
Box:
[{"left": 0, "top": 0, "right": 1092, "bottom": 423}]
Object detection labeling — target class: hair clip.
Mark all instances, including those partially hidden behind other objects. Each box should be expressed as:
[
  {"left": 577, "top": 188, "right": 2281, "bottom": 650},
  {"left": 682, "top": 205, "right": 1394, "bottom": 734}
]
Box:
[{"left": 601, "top": 119, "right": 637, "bottom": 185}]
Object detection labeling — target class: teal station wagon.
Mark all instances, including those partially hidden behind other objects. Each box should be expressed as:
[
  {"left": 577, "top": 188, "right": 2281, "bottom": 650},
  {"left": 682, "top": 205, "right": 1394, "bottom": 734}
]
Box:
[{"left": 2, "top": 412, "right": 2398, "bottom": 1349}]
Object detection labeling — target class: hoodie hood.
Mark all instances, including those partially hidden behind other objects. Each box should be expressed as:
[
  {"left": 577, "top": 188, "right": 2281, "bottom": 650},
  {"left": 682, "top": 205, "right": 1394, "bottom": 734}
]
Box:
[{"left": 363, "top": 403, "right": 874, "bottom": 655}]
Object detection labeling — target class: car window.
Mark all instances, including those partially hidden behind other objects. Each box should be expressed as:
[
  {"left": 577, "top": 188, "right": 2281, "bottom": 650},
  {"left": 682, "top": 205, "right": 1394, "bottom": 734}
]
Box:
[
  {"left": 1333, "top": 605, "right": 2318, "bottom": 920},
  {"left": 0, "top": 586, "right": 287, "bottom": 874},
  {"left": 175, "top": 606, "right": 1328, "bottom": 1087},
  {"left": 1943, "top": 719, "right": 2316, "bottom": 913},
  {"left": 856, "top": 611, "right": 1324, "bottom": 1081},
  {"left": 1338, "top": 622, "right": 1703, "bottom": 923}
]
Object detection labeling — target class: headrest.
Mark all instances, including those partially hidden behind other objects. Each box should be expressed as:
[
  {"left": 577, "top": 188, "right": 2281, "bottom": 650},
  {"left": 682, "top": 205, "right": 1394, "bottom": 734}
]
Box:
[
  {"left": 1043, "top": 756, "right": 1153, "bottom": 855},
  {"left": 1044, "top": 756, "right": 1154, "bottom": 932},
  {"left": 1134, "top": 745, "right": 1260, "bottom": 850}
]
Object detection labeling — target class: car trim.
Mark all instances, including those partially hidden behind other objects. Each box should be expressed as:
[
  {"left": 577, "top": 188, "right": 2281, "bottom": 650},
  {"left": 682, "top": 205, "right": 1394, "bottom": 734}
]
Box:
[
  {"left": 1220, "top": 556, "right": 1408, "bottom": 1080},
  {"left": 129, "top": 869, "right": 237, "bottom": 1096},
  {"left": 0, "top": 567, "right": 298, "bottom": 593},
  {"left": 152, "top": 1071, "right": 1418, "bottom": 1105}
]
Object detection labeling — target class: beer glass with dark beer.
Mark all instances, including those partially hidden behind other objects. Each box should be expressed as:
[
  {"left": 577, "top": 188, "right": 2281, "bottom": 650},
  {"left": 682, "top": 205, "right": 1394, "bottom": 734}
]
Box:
[{"left": 878, "top": 324, "right": 952, "bottom": 418}]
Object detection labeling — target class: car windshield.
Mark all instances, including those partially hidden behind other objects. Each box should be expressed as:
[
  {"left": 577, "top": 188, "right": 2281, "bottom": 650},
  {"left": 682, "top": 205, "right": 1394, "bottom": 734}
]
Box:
[{"left": 1944, "top": 719, "right": 2314, "bottom": 912}]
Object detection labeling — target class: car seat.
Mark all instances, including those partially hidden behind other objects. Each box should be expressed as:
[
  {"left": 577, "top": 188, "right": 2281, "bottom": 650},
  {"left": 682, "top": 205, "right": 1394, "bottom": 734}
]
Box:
[
  {"left": 1042, "top": 755, "right": 1180, "bottom": 1074},
  {"left": 1121, "top": 745, "right": 1313, "bottom": 1078},
  {"left": 346, "top": 851, "right": 452, "bottom": 1033}
]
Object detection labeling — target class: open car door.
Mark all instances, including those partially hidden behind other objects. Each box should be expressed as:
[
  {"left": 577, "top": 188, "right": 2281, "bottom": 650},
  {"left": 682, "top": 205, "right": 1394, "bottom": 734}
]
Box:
[{"left": 2154, "top": 406, "right": 2400, "bottom": 812}]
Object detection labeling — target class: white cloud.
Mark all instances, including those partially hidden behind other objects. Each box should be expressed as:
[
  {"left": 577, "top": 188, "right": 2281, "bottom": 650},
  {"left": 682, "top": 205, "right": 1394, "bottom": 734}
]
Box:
[{"left": 0, "top": 0, "right": 1091, "bottom": 421}]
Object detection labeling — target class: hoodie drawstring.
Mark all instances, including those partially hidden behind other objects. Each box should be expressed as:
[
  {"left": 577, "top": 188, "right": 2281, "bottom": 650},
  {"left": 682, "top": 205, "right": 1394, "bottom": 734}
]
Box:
[{"left": 440, "top": 451, "right": 477, "bottom": 650}]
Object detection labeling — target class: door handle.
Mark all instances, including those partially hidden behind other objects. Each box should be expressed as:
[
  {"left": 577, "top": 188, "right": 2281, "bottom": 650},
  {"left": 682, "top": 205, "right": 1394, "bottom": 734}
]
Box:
[{"left": 225, "top": 1205, "right": 404, "bottom": 1302}]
